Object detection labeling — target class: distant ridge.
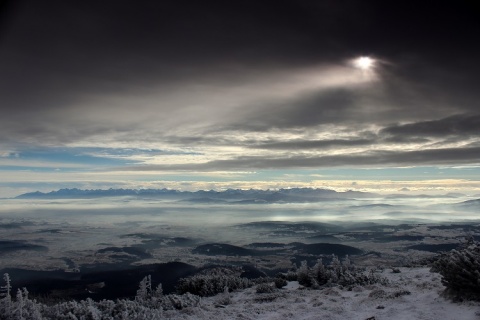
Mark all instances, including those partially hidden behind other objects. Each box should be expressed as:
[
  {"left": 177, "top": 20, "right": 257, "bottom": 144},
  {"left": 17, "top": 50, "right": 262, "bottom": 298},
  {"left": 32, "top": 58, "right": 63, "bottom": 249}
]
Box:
[
  {"left": 453, "top": 198, "right": 480, "bottom": 209},
  {"left": 16, "top": 188, "right": 181, "bottom": 199},
  {"left": 15, "top": 187, "right": 379, "bottom": 203}
]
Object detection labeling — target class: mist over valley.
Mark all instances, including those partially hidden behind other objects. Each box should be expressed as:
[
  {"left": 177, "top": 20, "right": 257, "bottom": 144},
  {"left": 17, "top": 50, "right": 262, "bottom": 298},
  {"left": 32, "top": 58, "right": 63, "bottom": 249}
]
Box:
[{"left": 1, "top": 188, "right": 479, "bottom": 304}]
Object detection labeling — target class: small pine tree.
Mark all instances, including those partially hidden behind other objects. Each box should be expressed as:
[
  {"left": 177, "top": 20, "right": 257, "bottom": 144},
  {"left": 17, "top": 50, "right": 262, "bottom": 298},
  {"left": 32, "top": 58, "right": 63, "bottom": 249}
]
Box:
[
  {"left": 154, "top": 283, "right": 163, "bottom": 298},
  {"left": 342, "top": 255, "right": 351, "bottom": 271},
  {"left": 1, "top": 273, "right": 12, "bottom": 300},
  {"left": 136, "top": 275, "right": 152, "bottom": 302},
  {"left": 0, "top": 273, "right": 13, "bottom": 318},
  {"left": 313, "top": 258, "right": 329, "bottom": 285},
  {"left": 297, "top": 260, "right": 313, "bottom": 286},
  {"left": 330, "top": 254, "right": 342, "bottom": 277},
  {"left": 15, "top": 288, "right": 24, "bottom": 320}
]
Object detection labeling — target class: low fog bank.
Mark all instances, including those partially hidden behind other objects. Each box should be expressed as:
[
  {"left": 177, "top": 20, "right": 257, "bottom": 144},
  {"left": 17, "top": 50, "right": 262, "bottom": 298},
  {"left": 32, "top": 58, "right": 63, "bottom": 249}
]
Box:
[
  {"left": 1, "top": 193, "right": 479, "bottom": 225},
  {"left": 0, "top": 194, "right": 479, "bottom": 274}
]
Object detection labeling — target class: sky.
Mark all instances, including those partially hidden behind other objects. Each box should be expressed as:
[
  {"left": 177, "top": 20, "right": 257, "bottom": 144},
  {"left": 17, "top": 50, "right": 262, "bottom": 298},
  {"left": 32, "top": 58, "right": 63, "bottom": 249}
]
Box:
[{"left": 1, "top": 0, "right": 480, "bottom": 197}]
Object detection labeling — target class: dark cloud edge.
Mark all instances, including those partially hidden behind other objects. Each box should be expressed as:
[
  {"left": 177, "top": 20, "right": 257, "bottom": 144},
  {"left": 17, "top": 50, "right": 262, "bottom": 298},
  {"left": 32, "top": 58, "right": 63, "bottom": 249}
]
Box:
[{"left": 109, "top": 146, "right": 480, "bottom": 172}]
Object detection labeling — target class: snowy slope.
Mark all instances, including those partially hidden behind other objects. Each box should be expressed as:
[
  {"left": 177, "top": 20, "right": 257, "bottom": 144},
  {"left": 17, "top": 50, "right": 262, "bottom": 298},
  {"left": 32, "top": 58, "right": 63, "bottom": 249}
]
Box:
[{"left": 164, "top": 268, "right": 480, "bottom": 320}]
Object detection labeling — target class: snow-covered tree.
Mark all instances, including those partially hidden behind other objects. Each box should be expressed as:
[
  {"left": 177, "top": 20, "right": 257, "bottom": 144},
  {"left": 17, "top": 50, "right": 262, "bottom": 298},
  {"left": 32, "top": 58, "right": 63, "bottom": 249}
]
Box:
[
  {"left": 177, "top": 273, "right": 251, "bottom": 296},
  {"left": 0, "top": 273, "right": 13, "bottom": 318},
  {"left": 291, "top": 255, "right": 387, "bottom": 289},
  {"left": 136, "top": 275, "right": 152, "bottom": 302},
  {"left": 1, "top": 273, "right": 12, "bottom": 299},
  {"left": 313, "top": 258, "right": 328, "bottom": 285},
  {"left": 297, "top": 260, "right": 314, "bottom": 287},
  {"left": 432, "top": 241, "right": 480, "bottom": 301}
]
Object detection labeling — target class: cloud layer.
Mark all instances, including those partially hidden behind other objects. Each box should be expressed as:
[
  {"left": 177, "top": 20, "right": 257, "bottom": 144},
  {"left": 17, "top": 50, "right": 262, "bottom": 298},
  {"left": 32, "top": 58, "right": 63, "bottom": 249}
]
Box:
[{"left": 1, "top": 0, "right": 479, "bottom": 193}]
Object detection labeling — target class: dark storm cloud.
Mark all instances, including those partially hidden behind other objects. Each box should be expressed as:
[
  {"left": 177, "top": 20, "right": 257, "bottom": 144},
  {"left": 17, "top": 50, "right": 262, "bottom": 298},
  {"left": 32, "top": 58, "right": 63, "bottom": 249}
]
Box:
[
  {"left": 0, "top": 0, "right": 479, "bottom": 151},
  {"left": 0, "top": 0, "right": 367, "bottom": 145},
  {"left": 2, "top": 2, "right": 478, "bottom": 92},
  {"left": 0, "top": 0, "right": 362, "bottom": 106}
]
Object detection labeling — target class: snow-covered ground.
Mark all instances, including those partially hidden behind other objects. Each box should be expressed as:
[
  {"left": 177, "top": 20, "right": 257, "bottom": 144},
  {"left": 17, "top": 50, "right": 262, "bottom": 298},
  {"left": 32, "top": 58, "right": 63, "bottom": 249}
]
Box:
[{"left": 165, "top": 268, "right": 480, "bottom": 320}]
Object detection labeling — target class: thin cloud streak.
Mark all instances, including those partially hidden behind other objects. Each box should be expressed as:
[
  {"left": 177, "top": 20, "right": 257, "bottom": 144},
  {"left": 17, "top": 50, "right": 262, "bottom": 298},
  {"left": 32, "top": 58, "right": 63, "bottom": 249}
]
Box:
[
  {"left": 112, "top": 147, "right": 480, "bottom": 172},
  {"left": 381, "top": 114, "right": 480, "bottom": 139},
  {"left": 249, "top": 139, "right": 374, "bottom": 150}
]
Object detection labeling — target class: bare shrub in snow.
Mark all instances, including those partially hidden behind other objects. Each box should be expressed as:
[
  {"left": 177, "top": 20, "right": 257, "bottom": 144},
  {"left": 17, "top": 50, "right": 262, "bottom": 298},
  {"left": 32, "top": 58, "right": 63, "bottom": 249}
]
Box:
[
  {"left": 387, "top": 290, "right": 411, "bottom": 299},
  {"left": 165, "top": 292, "right": 201, "bottom": 310},
  {"left": 368, "top": 289, "right": 387, "bottom": 299},
  {"left": 256, "top": 283, "right": 276, "bottom": 294},
  {"left": 215, "top": 286, "right": 232, "bottom": 306},
  {"left": 253, "top": 293, "right": 283, "bottom": 303}
]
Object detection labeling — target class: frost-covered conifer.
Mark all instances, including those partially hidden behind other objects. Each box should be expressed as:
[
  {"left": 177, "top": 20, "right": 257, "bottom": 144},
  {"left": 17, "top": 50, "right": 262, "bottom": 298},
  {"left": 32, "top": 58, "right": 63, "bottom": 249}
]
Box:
[
  {"left": 15, "top": 288, "right": 24, "bottom": 320},
  {"left": 297, "top": 260, "right": 313, "bottom": 286},
  {"left": 330, "top": 254, "right": 342, "bottom": 278},
  {"left": 1, "top": 273, "right": 13, "bottom": 318},
  {"left": 342, "top": 255, "right": 351, "bottom": 271},
  {"left": 313, "top": 258, "right": 329, "bottom": 285},
  {"left": 177, "top": 273, "right": 252, "bottom": 296},
  {"left": 154, "top": 283, "right": 163, "bottom": 298},
  {"left": 136, "top": 275, "right": 152, "bottom": 302},
  {"left": 294, "top": 255, "right": 387, "bottom": 288},
  {"left": 1, "top": 273, "right": 12, "bottom": 299},
  {"left": 432, "top": 241, "right": 480, "bottom": 300}
]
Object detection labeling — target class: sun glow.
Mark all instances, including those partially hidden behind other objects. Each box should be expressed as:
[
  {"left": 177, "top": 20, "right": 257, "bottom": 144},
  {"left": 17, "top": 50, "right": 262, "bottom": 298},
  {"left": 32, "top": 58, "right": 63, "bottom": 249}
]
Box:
[{"left": 355, "top": 56, "right": 374, "bottom": 70}]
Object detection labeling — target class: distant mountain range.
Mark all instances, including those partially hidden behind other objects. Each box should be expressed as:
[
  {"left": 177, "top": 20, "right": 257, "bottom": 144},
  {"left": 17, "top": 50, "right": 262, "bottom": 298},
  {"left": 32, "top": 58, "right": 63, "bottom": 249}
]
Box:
[{"left": 15, "top": 187, "right": 380, "bottom": 203}]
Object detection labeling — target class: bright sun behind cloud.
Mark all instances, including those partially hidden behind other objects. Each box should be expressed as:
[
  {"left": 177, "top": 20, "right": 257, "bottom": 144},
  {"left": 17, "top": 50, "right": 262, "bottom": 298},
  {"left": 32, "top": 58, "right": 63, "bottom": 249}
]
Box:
[{"left": 354, "top": 56, "right": 374, "bottom": 70}]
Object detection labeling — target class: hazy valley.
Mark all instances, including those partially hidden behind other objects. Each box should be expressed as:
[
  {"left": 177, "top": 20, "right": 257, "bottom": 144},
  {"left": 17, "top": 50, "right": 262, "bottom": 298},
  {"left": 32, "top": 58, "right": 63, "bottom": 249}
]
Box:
[{"left": 1, "top": 188, "right": 479, "bottom": 303}]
